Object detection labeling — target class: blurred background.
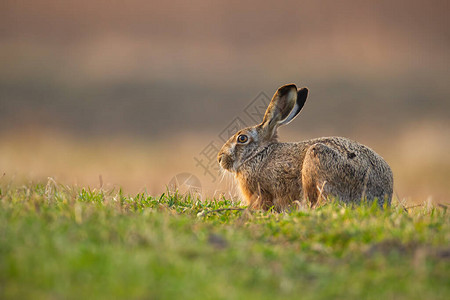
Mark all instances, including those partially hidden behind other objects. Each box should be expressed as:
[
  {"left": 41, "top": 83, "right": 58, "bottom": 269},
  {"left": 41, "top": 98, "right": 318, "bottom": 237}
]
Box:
[{"left": 0, "top": 0, "right": 449, "bottom": 204}]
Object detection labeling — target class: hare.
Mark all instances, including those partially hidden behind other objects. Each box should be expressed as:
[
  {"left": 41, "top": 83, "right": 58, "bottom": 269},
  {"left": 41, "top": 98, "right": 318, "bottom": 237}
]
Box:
[{"left": 217, "top": 84, "right": 393, "bottom": 211}]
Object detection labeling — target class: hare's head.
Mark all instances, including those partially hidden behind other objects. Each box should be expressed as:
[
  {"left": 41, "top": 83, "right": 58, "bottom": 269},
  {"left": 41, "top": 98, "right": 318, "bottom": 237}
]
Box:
[{"left": 217, "top": 84, "right": 308, "bottom": 172}]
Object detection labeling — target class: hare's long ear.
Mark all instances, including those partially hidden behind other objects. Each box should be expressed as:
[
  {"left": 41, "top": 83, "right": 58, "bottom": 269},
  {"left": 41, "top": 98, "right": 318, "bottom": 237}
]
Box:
[{"left": 261, "top": 84, "right": 308, "bottom": 138}]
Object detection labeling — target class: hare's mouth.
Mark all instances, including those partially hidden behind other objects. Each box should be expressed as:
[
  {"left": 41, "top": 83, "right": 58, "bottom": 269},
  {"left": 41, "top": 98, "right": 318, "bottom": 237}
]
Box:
[{"left": 218, "top": 154, "right": 234, "bottom": 171}]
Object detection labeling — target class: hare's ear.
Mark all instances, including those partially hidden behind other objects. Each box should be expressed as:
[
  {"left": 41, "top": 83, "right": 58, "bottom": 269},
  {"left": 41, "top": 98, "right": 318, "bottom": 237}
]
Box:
[{"left": 261, "top": 84, "right": 308, "bottom": 137}]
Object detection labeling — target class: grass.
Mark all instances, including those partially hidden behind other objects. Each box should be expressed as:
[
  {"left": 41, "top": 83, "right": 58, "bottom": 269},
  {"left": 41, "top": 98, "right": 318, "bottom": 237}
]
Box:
[{"left": 0, "top": 181, "right": 449, "bottom": 300}]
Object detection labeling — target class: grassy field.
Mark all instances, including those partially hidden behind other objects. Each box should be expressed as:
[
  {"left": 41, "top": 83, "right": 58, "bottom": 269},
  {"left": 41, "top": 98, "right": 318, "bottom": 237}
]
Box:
[{"left": 0, "top": 182, "right": 449, "bottom": 300}]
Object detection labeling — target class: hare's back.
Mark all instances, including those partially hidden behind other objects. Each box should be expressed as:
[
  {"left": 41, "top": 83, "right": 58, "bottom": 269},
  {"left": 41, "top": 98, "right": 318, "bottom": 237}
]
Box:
[
  {"left": 301, "top": 136, "right": 387, "bottom": 166},
  {"left": 298, "top": 136, "right": 393, "bottom": 204}
]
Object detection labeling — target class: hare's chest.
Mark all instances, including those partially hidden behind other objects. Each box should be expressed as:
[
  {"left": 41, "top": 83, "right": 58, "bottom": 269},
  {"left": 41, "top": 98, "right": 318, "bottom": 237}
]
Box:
[{"left": 236, "top": 161, "right": 303, "bottom": 209}]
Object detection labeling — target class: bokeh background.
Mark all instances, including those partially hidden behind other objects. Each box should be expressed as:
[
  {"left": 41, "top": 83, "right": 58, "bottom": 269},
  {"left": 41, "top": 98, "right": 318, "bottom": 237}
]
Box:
[{"left": 1, "top": 0, "right": 449, "bottom": 204}]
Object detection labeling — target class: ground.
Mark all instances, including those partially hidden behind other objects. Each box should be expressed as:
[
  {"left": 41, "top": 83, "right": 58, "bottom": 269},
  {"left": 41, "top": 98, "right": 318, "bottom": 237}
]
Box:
[{"left": 0, "top": 182, "right": 449, "bottom": 300}]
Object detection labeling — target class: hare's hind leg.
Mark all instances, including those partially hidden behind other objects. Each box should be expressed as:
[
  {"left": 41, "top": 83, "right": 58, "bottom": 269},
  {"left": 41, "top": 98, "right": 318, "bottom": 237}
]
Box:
[{"left": 302, "top": 143, "right": 365, "bottom": 205}]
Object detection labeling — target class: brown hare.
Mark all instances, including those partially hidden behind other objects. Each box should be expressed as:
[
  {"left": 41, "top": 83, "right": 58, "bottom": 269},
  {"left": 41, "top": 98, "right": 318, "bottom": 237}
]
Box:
[{"left": 217, "top": 84, "right": 393, "bottom": 211}]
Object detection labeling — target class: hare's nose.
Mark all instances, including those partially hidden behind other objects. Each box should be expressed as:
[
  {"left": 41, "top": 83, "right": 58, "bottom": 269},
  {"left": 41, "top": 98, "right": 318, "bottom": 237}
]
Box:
[{"left": 217, "top": 154, "right": 223, "bottom": 164}]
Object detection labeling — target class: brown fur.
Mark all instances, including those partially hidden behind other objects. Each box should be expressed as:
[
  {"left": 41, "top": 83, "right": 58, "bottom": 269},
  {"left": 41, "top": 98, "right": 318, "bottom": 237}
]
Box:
[{"left": 217, "top": 84, "right": 393, "bottom": 211}]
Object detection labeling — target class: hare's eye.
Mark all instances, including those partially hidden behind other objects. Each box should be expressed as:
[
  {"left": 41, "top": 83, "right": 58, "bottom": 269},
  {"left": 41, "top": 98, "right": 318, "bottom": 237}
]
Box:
[{"left": 237, "top": 134, "right": 248, "bottom": 144}]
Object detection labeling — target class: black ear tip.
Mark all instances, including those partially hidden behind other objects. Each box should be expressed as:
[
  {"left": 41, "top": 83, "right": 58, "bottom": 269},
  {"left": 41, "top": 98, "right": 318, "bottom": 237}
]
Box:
[
  {"left": 277, "top": 83, "right": 297, "bottom": 96},
  {"left": 297, "top": 87, "right": 308, "bottom": 99}
]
